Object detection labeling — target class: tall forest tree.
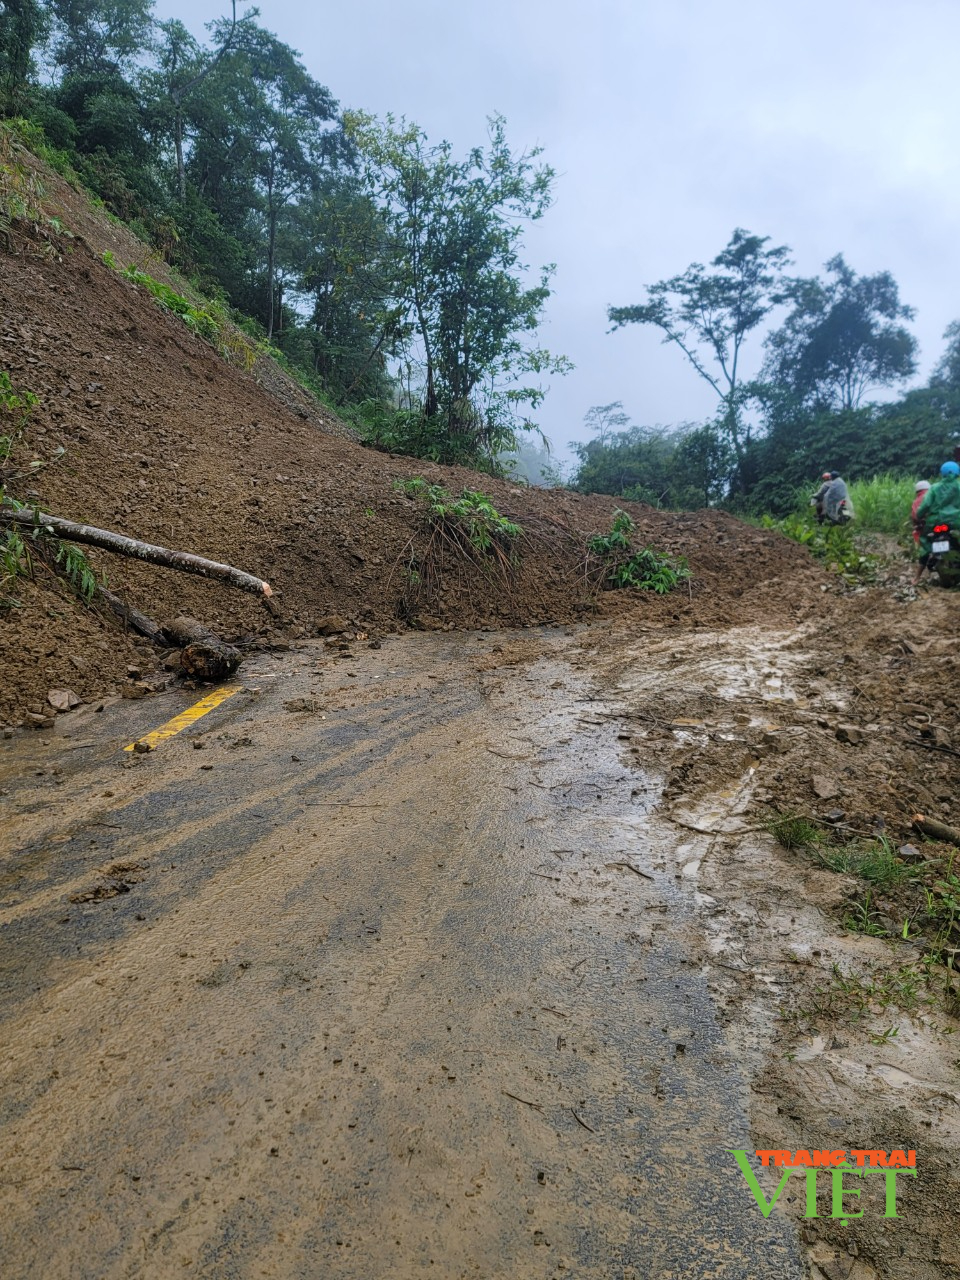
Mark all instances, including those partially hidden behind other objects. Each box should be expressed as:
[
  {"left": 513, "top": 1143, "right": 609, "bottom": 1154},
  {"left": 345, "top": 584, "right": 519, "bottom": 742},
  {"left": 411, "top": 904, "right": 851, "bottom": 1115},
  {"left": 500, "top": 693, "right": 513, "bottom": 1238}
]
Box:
[
  {"left": 762, "top": 254, "right": 917, "bottom": 413},
  {"left": 46, "top": 0, "right": 154, "bottom": 76},
  {"left": 183, "top": 18, "right": 341, "bottom": 337},
  {"left": 0, "top": 0, "right": 49, "bottom": 116},
  {"left": 345, "top": 111, "right": 570, "bottom": 463},
  {"left": 149, "top": 2, "right": 241, "bottom": 203},
  {"left": 608, "top": 228, "right": 791, "bottom": 483}
]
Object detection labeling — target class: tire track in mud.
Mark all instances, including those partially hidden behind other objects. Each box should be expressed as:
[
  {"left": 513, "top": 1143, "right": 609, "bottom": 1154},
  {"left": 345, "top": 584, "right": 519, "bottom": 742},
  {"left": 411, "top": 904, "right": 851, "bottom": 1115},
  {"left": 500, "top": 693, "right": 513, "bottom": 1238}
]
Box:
[{"left": 0, "top": 631, "right": 805, "bottom": 1279}]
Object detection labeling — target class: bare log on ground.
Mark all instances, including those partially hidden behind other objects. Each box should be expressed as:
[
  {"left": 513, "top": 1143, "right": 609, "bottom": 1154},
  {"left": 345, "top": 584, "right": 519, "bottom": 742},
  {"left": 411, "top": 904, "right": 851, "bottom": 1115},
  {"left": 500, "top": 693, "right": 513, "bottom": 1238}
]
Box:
[
  {"left": 96, "top": 585, "right": 164, "bottom": 643},
  {"left": 0, "top": 504, "right": 273, "bottom": 601},
  {"left": 163, "top": 615, "right": 241, "bottom": 682},
  {"left": 913, "top": 814, "right": 960, "bottom": 846}
]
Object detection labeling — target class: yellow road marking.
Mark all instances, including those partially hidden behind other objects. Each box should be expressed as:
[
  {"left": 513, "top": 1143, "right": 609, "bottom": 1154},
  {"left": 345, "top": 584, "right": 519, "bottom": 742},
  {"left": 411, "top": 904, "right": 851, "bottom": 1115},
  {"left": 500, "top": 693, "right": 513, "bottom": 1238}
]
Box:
[{"left": 124, "top": 685, "right": 242, "bottom": 752}]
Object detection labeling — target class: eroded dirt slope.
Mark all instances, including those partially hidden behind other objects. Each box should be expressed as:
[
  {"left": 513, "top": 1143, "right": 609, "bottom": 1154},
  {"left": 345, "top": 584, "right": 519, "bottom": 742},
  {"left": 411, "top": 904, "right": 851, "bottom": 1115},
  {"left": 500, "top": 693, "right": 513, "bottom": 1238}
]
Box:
[{"left": 1, "top": 167, "right": 823, "bottom": 725}]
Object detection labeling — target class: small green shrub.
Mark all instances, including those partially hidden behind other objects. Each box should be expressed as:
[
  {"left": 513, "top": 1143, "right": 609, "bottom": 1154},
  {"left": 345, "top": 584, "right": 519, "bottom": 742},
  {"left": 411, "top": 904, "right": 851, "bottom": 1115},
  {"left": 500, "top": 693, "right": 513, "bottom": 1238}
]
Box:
[
  {"left": 761, "top": 511, "right": 877, "bottom": 581},
  {"left": 0, "top": 370, "right": 38, "bottom": 461},
  {"left": 54, "top": 540, "right": 98, "bottom": 604},
  {"left": 588, "top": 509, "right": 690, "bottom": 594},
  {"left": 396, "top": 478, "right": 522, "bottom": 556},
  {"left": 1, "top": 373, "right": 98, "bottom": 607}
]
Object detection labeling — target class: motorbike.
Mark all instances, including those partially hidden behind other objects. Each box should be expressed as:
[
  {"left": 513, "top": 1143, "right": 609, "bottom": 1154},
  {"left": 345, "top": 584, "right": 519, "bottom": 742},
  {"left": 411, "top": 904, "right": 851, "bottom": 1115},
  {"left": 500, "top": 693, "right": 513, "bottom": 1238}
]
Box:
[{"left": 929, "top": 522, "right": 960, "bottom": 588}]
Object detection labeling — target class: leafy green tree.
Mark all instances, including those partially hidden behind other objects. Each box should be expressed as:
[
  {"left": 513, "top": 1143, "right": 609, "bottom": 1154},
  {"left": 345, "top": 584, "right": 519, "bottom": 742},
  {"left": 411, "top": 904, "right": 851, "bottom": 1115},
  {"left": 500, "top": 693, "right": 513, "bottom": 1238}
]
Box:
[
  {"left": 282, "top": 178, "right": 399, "bottom": 401},
  {"left": 344, "top": 111, "right": 569, "bottom": 464},
  {"left": 148, "top": 3, "right": 241, "bottom": 203},
  {"left": 763, "top": 254, "right": 917, "bottom": 412},
  {"left": 931, "top": 319, "right": 960, "bottom": 391},
  {"left": 184, "top": 18, "right": 340, "bottom": 338},
  {"left": 580, "top": 401, "right": 631, "bottom": 447},
  {"left": 0, "top": 0, "right": 50, "bottom": 116},
  {"left": 608, "top": 228, "right": 791, "bottom": 475},
  {"left": 46, "top": 0, "right": 155, "bottom": 77}
]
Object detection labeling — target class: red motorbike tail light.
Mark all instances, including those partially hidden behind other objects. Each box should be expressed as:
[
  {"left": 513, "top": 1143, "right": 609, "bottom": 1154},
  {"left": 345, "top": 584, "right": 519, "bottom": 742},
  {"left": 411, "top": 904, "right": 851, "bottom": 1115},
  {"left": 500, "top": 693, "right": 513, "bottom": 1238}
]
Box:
[{"left": 934, "top": 524, "right": 949, "bottom": 534}]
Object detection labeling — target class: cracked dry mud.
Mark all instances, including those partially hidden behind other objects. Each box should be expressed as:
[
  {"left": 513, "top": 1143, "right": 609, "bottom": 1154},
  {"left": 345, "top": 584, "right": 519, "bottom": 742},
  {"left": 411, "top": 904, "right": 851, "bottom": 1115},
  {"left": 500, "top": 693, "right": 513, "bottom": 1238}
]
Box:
[{"left": 1, "top": 606, "right": 958, "bottom": 1280}]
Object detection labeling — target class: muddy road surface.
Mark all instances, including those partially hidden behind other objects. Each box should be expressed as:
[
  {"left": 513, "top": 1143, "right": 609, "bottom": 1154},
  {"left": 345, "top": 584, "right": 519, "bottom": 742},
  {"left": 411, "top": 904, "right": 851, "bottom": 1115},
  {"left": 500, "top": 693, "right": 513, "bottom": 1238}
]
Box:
[{"left": 1, "top": 622, "right": 956, "bottom": 1279}]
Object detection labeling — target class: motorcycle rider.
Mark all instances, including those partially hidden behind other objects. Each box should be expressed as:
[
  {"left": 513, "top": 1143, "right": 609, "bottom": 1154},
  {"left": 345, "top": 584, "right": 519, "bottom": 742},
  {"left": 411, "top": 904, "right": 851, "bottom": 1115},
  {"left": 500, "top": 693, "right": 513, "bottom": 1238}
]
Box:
[
  {"left": 821, "top": 472, "right": 853, "bottom": 525},
  {"left": 911, "top": 480, "right": 932, "bottom": 584},
  {"left": 811, "top": 472, "right": 833, "bottom": 524},
  {"left": 916, "top": 462, "right": 960, "bottom": 577}
]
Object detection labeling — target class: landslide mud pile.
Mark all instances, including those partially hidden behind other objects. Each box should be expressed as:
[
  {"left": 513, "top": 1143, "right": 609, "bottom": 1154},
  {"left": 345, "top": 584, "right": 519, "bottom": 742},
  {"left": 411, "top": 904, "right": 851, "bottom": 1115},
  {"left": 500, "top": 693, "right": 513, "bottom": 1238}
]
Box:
[{"left": 0, "top": 154, "right": 825, "bottom": 726}]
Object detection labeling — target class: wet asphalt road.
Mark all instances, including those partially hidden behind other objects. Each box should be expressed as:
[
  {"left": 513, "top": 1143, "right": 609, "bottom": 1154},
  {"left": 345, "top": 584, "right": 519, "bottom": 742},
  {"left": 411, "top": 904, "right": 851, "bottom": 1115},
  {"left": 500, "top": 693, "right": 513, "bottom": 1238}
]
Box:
[{"left": 0, "top": 631, "right": 806, "bottom": 1278}]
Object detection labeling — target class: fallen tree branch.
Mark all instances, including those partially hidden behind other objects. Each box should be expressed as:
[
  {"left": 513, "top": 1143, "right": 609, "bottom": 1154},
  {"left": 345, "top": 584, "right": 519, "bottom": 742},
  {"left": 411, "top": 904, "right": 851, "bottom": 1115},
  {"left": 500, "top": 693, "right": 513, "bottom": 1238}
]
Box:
[
  {"left": 1, "top": 503, "right": 273, "bottom": 601},
  {"left": 96, "top": 585, "right": 164, "bottom": 643},
  {"left": 903, "top": 737, "right": 960, "bottom": 761}
]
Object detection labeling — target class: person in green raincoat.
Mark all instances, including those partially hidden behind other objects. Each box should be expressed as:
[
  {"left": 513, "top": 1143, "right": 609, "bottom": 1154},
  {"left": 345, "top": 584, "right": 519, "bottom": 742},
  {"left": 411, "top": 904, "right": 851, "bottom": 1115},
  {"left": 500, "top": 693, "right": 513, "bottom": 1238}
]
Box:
[{"left": 915, "top": 460, "right": 960, "bottom": 583}]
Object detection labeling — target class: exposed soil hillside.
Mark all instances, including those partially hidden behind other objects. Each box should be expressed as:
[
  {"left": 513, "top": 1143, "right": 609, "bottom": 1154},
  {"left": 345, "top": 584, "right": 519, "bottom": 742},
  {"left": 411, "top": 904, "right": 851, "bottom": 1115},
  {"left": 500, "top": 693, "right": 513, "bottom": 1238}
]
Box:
[
  {"left": 0, "top": 155, "right": 827, "bottom": 727},
  {"left": 3, "top": 148, "right": 960, "bottom": 1280}
]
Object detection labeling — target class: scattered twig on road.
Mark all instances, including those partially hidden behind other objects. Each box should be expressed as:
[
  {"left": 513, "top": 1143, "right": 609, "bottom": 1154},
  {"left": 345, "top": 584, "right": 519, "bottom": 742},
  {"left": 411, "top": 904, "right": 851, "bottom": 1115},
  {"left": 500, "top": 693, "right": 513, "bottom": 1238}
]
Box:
[
  {"left": 529, "top": 871, "right": 561, "bottom": 882},
  {"left": 913, "top": 813, "right": 960, "bottom": 845},
  {"left": 668, "top": 818, "right": 763, "bottom": 837},
  {"left": 605, "top": 861, "right": 654, "bottom": 880},
  {"left": 540, "top": 1007, "right": 568, "bottom": 1018},
  {"left": 502, "top": 1090, "right": 543, "bottom": 1112},
  {"left": 571, "top": 1108, "right": 595, "bottom": 1133},
  {"left": 904, "top": 738, "right": 960, "bottom": 761},
  {"left": 304, "top": 802, "right": 386, "bottom": 808}
]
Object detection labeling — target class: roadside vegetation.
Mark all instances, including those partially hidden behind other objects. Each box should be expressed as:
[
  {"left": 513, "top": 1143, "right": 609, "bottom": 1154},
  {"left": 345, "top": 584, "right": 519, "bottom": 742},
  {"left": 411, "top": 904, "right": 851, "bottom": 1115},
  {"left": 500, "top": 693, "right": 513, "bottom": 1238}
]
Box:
[
  {"left": 766, "top": 812, "right": 960, "bottom": 1019},
  {"left": 749, "top": 472, "right": 931, "bottom": 583},
  {"left": 0, "top": 370, "right": 99, "bottom": 607}
]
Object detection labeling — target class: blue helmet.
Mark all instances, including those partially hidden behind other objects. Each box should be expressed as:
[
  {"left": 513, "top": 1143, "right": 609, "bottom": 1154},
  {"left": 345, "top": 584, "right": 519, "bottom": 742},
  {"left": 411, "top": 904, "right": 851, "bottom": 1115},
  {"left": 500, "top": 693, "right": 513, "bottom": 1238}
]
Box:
[{"left": 941, "top": 460, "right": 960, "bottom": 478}]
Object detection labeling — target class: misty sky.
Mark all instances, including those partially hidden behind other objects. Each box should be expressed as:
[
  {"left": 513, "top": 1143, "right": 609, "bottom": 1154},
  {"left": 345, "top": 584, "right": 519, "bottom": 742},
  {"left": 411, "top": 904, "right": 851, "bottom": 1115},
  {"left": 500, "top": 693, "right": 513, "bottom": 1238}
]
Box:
[{"left": 154, "top": 0, "right": 960, "bottom": 457}]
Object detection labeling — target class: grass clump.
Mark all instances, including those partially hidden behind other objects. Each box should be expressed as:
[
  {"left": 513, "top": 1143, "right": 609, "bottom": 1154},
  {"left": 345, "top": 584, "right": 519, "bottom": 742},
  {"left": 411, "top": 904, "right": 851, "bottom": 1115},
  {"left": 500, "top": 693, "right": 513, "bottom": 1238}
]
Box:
[
  {"left": 817, "top": 836, "right": 909, "bottom": 888},
  {"left": 393, "top": 478, "right": 524, "bottom": 619},
  {"left": 847, "top": 474, "right": 918, "bottom": 538},
  {"left": 588, "top": 509, "right": 690, "bottom": 594},
  {"left": 110, "top": 256, "right": 225, "bottom": 344},
  {"left": 765, "top": 812, "right": 823, "bottom": 850}
]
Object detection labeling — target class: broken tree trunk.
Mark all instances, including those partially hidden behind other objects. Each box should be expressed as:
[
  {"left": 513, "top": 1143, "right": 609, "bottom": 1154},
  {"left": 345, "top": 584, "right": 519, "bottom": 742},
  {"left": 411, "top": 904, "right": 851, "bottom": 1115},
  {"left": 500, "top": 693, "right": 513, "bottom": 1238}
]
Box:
[
  {"left": 0, "top": 504, "right": 274, "bottom": 602},
  {"left": 163, "top": 616, "right": 242, "bottom": 682}
]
